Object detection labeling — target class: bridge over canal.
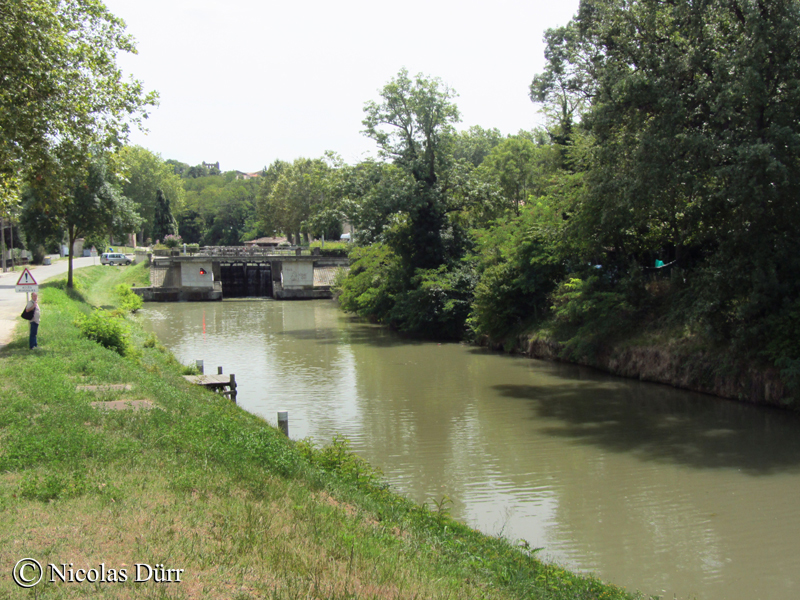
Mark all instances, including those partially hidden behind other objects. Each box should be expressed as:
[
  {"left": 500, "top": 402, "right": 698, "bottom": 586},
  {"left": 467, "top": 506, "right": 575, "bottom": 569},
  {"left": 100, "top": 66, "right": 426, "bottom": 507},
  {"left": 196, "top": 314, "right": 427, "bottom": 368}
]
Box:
[{"left": 135, "top": 247, "right": 349, "bottom": 301}]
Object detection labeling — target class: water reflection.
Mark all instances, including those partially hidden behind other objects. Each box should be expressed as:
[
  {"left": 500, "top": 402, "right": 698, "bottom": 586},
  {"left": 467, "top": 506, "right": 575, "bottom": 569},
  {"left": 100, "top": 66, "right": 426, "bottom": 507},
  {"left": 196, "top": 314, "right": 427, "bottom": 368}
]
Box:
[
  {"left": 139, "top": 300, "right": 800, "bottom": 600},
  {"left": 493, "top": 380, "right": 800, "bottom": 474}
]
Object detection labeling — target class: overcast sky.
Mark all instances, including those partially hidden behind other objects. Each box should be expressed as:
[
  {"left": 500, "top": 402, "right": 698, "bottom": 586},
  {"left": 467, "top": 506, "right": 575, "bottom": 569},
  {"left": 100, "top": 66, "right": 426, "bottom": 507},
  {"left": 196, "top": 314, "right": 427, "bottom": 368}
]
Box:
[{"left": 103, "top": 0, "right": 580, "bottom": 172}]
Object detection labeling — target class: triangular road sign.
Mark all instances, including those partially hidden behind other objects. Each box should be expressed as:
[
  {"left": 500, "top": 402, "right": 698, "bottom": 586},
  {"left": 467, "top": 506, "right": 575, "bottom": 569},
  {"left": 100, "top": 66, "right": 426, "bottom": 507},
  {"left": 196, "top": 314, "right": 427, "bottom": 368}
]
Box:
[{"left": 16, "top": 268, "right": 38, "bottom": 286}]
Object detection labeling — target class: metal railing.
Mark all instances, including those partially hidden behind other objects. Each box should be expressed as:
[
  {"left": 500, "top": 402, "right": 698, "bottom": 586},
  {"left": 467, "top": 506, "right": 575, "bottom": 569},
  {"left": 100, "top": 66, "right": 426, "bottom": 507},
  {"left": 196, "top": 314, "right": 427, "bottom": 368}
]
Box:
[{"left": 196, "top": 246, "right": 313, "bottom": 258}]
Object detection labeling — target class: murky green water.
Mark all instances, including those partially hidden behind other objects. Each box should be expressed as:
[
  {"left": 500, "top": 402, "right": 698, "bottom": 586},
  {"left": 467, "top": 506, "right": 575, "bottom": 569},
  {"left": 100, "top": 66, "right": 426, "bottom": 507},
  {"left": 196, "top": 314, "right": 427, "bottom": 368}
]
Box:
[{"left": 139, "top": 299, "right": 800, "bottom": 599}]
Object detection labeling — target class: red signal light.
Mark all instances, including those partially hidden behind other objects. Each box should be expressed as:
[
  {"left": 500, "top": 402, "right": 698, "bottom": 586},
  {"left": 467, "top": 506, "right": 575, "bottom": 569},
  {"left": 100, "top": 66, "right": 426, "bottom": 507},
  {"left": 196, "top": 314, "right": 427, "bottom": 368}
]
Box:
[{"left": 199, "top": 268, "right": 207, "bottom": 275}]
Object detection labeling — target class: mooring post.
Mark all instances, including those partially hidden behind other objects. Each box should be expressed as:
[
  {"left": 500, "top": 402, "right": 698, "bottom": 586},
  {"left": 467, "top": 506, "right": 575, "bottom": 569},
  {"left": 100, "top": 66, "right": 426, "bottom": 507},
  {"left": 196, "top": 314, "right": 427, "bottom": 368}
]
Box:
[
  {"left": 277, "top": 411, "right": 289, "bottom": 437},
  {"left": 229, "top": 374, "right": 237, "bottom": 402},
  {"left": 217, "top": 366, "right": 223, "bottom": 375},
  {"left": 196, "top": 359, "right": 204, "bottom": 374}
]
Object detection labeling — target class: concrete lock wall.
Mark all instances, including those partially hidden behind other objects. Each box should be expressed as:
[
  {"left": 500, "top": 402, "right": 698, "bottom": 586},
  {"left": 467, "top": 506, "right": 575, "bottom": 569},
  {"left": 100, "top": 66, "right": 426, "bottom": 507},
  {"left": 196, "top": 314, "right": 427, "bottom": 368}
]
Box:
[
  {"left": 181, "top": 261, "right": 214, "bottom": 288},
  {"left": 281, "top": 261, "right": 314, "bottom": 289}
]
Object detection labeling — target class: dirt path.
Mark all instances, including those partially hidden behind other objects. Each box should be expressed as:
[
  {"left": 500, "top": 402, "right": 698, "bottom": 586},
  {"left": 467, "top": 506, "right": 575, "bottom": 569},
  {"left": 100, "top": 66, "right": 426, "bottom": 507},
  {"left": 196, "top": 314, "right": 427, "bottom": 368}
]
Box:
[{"left": 0, "top": 257, "right": 99, "bottom": 347}]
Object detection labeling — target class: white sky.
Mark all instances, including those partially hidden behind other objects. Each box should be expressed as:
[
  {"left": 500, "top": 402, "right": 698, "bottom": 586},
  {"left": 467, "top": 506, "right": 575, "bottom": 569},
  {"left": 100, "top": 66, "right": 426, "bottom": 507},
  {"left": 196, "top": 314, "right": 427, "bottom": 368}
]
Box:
[{"left": 104, "top": 0, "right": 580, "bottom": 172}]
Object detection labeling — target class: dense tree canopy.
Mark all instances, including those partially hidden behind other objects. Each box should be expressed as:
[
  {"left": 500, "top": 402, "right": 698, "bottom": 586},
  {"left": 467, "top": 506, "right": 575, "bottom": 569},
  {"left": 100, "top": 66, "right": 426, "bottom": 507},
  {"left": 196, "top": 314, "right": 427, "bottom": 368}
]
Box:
[
  {"left": 0, "top": 0, "right": 156, "bottom": 178},
  {"left": 362, "top": 69, "right": 461, "bottom": 271},
  {"left": 20, "top": 154, "right": 141, "bottom": 287},
  {"left": 333, "top": 0, "right": 800, "bottom": 380},
  {"left": 259, "top": 158, "right": 330, "bottom": 244},
  {"left": 119, "top": 146, "right": 185, "bottom": 244},
  {"left": 480, "top": 136, "right": 556, "bottom": 216},
  {"left": 532, "top": 0, "right": 800, "bottom": 351},
  {"left": 178, "top": 171, "right": 263, "bottom": 246},
  {"left": 2, "top": 0, "right": 155, "bottom": 287}
]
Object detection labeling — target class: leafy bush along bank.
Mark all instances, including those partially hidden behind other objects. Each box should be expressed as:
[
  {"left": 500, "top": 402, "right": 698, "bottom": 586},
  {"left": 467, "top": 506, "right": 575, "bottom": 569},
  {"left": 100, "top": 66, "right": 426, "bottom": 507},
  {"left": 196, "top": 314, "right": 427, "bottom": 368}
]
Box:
[{"left": 0, "top": 265, "right": 643, "bottom": 599}]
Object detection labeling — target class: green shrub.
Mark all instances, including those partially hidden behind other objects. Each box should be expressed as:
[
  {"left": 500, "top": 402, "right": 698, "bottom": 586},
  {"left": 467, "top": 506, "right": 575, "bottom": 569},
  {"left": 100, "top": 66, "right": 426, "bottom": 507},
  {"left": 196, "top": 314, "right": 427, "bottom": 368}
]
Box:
[
  {"left": 550, "top": 273, "right": 641, "bottom": 358},
  {"left": 296, "top": 436, "right": 384, "bottom": 488},
  {"left": 389, "top": 263, "right": 476, "bottom": 339},
  {"left": 75, "top": 309, "right": 131, "bottom": 356},
  {"left": 318, "top": 247, "right": 348, "bottom": 257},
  {"left": 468, "top": 204, "right": 565, "bottom": 341},
  {"left": 114, "top": 284, "right": 143, "bottom": 313},
  {"left": 311, "top": 241, "right": 350, "bottom": 257},
  {"left": 762, "top": 296, "right": 800, "bottom": 400},
  {"left": 336, "top": 243, "right": 402, "bottom": 322}
]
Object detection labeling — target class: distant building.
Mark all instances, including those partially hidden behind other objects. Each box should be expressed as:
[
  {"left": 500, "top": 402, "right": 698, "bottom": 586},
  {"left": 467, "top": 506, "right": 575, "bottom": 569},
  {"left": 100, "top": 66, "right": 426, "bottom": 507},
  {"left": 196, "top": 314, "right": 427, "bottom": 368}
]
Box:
[
  {"left": 234, "top": 171, "right": 262, "bottom": 180},
  {"left": 202, "top": 161, "right": 220, "bottom": 171}
]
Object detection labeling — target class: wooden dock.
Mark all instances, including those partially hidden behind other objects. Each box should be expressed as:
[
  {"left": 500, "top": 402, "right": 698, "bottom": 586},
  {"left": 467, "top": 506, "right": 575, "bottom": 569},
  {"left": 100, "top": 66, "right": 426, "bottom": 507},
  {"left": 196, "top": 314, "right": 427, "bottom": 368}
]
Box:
[{"left": 183, "top": 373, "right": 237, "bottom": 401}]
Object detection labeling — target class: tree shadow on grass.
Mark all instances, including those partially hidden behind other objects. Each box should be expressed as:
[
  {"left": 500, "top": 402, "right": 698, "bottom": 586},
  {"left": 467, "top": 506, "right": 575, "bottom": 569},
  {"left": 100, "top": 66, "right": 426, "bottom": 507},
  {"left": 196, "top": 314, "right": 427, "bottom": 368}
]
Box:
[
  {"left": 493, "top": 380, "right": 800, "bottom": 475},
  {"left": 40, "top": 280, "right": 88, "bottom": 304}
]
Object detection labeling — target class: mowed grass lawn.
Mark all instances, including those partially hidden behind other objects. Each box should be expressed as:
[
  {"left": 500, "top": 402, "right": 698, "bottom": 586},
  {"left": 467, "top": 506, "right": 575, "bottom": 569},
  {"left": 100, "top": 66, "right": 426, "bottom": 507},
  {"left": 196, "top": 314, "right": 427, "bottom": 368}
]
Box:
[{"left": 0, "top": 264, "right": 644, "bottom": 600}]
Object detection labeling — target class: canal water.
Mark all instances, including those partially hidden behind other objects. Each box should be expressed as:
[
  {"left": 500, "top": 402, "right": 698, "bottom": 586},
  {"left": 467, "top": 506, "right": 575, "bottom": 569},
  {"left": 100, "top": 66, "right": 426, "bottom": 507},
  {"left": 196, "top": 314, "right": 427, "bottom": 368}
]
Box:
[{"left": 138, "top": 299, "right": 800, "bottom": 600}]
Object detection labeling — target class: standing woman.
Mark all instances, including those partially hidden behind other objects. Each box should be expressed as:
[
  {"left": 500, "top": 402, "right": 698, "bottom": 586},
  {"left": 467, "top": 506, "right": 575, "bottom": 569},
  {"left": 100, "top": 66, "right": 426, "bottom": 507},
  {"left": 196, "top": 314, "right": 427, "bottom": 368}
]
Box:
[{"left": 24, "top": 291, "right": 41, "bottom": 349}]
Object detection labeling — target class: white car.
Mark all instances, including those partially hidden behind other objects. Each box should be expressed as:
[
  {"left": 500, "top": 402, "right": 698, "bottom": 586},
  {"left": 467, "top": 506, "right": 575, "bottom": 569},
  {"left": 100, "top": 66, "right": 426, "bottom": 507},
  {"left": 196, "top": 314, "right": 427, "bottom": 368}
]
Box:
[{"left": 100, "top": 252, "right": 131, "bottom": 266}]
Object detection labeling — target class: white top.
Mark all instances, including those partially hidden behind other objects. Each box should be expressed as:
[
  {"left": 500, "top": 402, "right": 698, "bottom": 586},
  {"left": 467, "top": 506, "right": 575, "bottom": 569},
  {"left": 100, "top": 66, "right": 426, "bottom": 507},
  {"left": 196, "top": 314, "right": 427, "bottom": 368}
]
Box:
[{"left": 25, "top": 300, "right": 41, "bottom": 324}]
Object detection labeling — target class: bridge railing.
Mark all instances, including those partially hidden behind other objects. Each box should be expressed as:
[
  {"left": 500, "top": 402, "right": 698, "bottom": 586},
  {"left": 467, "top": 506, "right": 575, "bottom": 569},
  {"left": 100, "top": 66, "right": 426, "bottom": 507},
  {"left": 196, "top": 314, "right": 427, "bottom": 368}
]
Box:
[{"left": 197, "top": 246, "right": 313, "bottom": 258}]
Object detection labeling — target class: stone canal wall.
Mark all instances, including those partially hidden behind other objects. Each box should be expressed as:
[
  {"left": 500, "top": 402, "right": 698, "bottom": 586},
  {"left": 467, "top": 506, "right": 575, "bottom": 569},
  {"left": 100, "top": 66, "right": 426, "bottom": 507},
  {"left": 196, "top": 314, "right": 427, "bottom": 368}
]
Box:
[{"left": 492, "top": 334, "right": 791, "bottom": 407}]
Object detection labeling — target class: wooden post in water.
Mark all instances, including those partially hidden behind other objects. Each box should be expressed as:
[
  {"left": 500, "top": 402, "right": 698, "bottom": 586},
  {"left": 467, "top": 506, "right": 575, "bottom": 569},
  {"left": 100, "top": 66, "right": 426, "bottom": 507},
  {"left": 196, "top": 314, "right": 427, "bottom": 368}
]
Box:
[
  {"left": 277, "top": 411, "right": 289, "bottom": 437},
  {"left": 196, "top": 360, "right": 204, "bottom": 374},
  {"left": 229, "top": 374, "right": 237, "bottom": 402},
  {"left": 218, "top": 366, "right": 223, "bottom": 375}
]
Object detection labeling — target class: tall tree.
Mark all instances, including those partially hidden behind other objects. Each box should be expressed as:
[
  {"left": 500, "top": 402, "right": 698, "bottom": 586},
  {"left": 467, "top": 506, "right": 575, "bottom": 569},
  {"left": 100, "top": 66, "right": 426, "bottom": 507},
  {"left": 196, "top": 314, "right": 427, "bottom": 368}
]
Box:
[
  {"left": 362, "top": 69, "right": 460, "bottom": 270},
  {"left": 449, "top": 126, "right": 504, "bottom": 168},
  {"left": 260, "top": 158, "right": 329, "bottom": 244},
  {"left": 152, "top": 190, "right": 178, "bottom": 243},
  {"left": 119, "top": 146, "right": 185, "bottom": 244},
  {"left": 530, "top": 20, "right": 596, "bottom": 150},
  {"left": 255, "top": 159, "right": 289, "bottom": 238},
  {"left": 336, "top": 160, "right": 416, "bottom": 245},
  {"left": 20, "top": 154, "right": 142, "bottom": 287},
  {"left": 532, "top": 0, "right": 800, "bottom": 345},
  {"left": 480, "top": 136, "right": 557, "bottom": 215},
  {"left": 0, "top": 0, "right": 157, "bottom": 181}
]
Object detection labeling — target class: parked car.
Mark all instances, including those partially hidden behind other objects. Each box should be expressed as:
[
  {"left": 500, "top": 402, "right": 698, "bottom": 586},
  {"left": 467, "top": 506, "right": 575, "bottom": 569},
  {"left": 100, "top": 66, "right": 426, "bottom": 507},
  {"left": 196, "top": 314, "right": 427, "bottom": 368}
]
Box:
[{"left": 100, "top": 252, "right": 131, "bottom": 266}]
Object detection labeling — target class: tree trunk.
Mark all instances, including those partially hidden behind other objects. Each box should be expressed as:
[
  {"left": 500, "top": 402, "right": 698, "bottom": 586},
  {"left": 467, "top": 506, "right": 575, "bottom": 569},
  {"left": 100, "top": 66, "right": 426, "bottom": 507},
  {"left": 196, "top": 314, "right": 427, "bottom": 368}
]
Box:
[
  {"left": 1, "top": 216, "right": 5, "bottom": 273},
  {"left": 9, "top": 219, "right": 15, "bottom": 270},
  {"left": 67, "top": 227, "right": 76, "bottom": 288}
]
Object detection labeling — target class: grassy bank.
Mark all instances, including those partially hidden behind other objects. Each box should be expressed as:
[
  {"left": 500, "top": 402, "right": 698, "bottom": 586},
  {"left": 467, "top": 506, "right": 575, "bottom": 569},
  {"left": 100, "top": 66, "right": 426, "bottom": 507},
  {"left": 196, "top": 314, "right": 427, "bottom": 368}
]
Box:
[{"left": 0, "top": 264, "right": 646, "bottom": 599}]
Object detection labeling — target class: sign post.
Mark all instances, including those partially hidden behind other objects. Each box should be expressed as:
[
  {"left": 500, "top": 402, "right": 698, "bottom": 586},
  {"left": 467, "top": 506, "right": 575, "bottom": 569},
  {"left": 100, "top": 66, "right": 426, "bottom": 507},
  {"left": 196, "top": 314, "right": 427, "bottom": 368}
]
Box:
[{"left": 16, "top": 267, "right": 38, "bottom": 303}]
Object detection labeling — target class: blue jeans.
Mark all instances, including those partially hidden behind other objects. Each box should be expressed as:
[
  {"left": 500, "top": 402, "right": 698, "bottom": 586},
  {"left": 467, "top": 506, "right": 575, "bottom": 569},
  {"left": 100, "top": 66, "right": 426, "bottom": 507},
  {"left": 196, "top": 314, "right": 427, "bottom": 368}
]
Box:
[{"left": 29, "top": 322, "right": 38, "bottom": 349}]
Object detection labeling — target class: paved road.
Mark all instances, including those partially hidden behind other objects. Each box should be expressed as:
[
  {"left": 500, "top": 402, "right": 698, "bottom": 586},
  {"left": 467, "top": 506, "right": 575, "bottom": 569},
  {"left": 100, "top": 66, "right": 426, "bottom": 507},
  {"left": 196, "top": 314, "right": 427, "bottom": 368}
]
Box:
[{"left": 0, "top": 257, "right": 99, "bottom": 347}]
